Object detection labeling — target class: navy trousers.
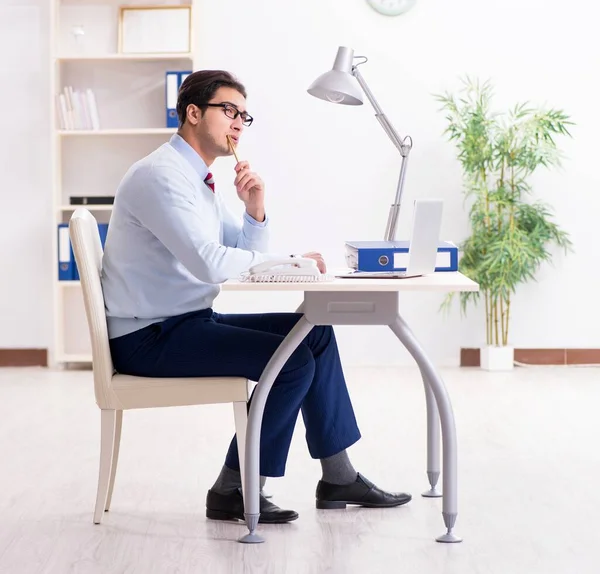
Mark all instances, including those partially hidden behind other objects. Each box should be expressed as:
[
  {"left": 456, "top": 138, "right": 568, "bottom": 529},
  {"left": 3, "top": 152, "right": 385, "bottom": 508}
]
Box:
[{"left": 109, "top": 309, "right": 362, "bottom": 477}]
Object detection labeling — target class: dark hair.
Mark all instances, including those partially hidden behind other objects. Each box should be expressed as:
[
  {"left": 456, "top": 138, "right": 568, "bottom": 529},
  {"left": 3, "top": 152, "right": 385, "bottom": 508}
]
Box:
[{"left": 176, "top": 70, "right": 247, "bottom": 127}]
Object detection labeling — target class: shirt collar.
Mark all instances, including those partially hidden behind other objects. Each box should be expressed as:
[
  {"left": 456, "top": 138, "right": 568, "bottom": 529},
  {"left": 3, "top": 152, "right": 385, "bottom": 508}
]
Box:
[{"left": 169, "top": 133, "right": 209, "bottom": 181}]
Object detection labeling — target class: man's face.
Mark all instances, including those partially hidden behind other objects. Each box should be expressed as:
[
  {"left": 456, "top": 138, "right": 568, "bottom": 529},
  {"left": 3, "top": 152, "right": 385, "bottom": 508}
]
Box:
[{"left": 192, "top": 86, "right": 250, "bottom": 159}]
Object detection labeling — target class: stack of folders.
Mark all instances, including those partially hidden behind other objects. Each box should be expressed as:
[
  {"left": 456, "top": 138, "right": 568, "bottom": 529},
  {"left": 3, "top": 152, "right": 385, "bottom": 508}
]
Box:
[
  {"left": 345, "top": 241, "right": 459, "bottom": 272},
  {"left": 57, "top": 223, "right": 108, "bottom": 280},
  {"left": 165, "top": 71, "right": 192, "bottom": 128},
  {"left": 56, "top": 86, "right": 100, "bottom": 131}
]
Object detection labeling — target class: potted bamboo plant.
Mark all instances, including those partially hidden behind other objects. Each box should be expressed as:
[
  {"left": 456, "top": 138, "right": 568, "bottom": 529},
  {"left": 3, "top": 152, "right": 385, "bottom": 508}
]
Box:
[{"left": 435, "top": 77, "right": 573, "bottom": 370}]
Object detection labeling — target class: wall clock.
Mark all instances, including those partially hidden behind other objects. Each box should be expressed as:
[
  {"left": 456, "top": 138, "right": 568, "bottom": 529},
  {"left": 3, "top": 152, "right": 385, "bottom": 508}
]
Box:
[{"left": 366, "top": 0, "right": 417, "bottom": 16}]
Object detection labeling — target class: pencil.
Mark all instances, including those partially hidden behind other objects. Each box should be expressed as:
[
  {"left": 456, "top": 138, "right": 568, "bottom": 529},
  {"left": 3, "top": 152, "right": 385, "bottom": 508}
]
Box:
[{"left": 227, "top": 135, "right": 240, "bottom": 163}]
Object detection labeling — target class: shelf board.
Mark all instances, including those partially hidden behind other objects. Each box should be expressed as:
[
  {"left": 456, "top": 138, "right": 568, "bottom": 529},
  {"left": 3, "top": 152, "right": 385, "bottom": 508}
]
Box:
[
  {"left": 57, "top": 52, "right": 193, "bottom": 62},
  {"left": 56, "top": 353, "right": 92, "bottom": 363},
  {"left": 59, "top": 281, "right": 81, "bottom": 287},
  {"left": 58, "top": 128, "right": 176, "bottom": 136},
  {"left": 59, "top": 204, "right": 113, "bottom": 211}
]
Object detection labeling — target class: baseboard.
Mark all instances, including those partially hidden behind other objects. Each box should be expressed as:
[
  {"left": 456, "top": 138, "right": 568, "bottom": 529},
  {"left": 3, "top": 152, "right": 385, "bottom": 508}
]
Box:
[
  {"left": 461, "top": 348, "right": 600, "bottom": 367},
  {"left": 0, "top": 349, "right": 48, "bottom": 367},
  {"left": 2, "top": 347, "right": 597, "bottom": 368}
]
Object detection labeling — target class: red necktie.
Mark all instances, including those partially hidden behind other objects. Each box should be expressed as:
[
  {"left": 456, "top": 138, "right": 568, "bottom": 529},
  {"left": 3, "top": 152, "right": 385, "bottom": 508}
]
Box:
[{"left": 205, "top": 172, "right": 215, "bottom": 193}]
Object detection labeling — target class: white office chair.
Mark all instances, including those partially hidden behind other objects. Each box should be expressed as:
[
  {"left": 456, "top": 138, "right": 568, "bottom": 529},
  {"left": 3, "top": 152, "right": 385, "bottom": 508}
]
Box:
[{"left": 68, "top": 208, "right": 249, "bottom": 525}]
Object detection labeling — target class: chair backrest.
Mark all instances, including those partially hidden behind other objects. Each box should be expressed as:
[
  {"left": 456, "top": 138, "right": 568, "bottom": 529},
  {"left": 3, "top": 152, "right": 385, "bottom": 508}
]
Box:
[{"left": 69, "top": 208, "right": 115, "bottom": 408}]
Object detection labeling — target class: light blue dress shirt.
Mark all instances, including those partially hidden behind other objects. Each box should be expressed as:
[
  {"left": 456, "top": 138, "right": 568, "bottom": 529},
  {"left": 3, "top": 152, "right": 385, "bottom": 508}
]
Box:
[{"left": 101, "top": 134, "right": 284, "bottom": 339}]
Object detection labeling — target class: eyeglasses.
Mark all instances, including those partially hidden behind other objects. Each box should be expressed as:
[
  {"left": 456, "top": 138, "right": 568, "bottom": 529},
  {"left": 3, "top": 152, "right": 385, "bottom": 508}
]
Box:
[{"left": 199, "top": 102, "right": 254, "bottom": 127}]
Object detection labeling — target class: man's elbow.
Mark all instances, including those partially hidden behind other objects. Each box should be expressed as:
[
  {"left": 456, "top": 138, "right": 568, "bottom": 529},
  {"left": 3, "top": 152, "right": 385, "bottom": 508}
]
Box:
[
  {"left": 201, "top": 269, "right": 228, "bottom": 284},
  {"left": 192, "top": 245, "right": 240, "bottom": 284},
  {"left": 194, "top": 263, "right": 232, "bottom": 285}
]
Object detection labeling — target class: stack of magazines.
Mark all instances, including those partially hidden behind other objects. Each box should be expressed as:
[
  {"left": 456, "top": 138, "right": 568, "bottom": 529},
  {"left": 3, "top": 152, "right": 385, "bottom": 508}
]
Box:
[{"left": 55, "top": 86, "right": 100, "bottom": 130}]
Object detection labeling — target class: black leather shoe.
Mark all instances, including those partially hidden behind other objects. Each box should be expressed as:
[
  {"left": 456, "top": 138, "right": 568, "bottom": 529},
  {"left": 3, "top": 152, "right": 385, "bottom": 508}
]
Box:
[
  {"left": 206, "top": 488, "right": 299, "bottom": 524},
  {"left": 315, "top": 473, "right": 412, "bottom": 509}
]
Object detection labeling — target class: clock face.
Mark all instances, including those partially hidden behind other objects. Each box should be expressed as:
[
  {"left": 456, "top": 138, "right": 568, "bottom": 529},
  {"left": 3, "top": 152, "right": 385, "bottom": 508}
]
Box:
[{"left": 366, "top": 0, "right": 417, "bottom": 16}]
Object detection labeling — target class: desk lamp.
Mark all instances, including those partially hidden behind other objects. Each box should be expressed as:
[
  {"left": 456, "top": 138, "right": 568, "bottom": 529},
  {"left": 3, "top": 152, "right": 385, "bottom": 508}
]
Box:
[{"left": 307, "top": 46, "right": 413, "bottom": 243}]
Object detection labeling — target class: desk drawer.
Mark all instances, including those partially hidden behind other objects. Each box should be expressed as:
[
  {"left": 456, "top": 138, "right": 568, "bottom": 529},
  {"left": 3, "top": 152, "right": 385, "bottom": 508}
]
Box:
[{"left": 304, "top": 291, "right": 398, "bottom": 325}]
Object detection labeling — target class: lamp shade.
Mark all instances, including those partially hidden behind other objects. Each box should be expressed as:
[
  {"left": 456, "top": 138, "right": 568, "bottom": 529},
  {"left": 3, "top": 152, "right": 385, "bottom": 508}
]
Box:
[{"left": 307, "top": 46, "right": 363, "bottom": 106}]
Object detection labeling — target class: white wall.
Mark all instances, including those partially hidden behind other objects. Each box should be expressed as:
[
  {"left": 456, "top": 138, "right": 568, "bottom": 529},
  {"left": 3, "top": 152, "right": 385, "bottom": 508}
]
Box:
[
  {"left": 197, "top": 0, "right": 600, "bottom": 364},
  {"left": 1, "top": 0, "right": 598, "bottom": 365},
  {"left": 0, "top": 0, "right": 51, "bottom": 348}
]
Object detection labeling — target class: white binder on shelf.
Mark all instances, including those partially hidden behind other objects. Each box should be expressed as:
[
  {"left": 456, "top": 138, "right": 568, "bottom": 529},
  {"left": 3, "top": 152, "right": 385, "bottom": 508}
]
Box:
[{"left": 165, "top": 71, "right": 179, "bottom": 128}]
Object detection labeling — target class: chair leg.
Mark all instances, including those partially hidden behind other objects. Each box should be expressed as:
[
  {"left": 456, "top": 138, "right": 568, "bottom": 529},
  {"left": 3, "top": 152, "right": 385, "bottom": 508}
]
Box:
[
  {"left": 232, "top": 401, "right": 248, "bottom": 497},
  {"left": 104, "top": 409, "right": 123, "bottom": 512},
  {"left": 93, "top": 409, "right": 116, "bottom": 524}
]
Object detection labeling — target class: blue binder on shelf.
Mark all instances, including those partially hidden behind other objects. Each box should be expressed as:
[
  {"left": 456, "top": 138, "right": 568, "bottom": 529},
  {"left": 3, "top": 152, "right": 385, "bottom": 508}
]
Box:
[
  {"left": 345, "top": 240, "right": 459, "bottom": 273},
  {"left": 58, "top": 223, "right": 108, "bottom": 280},
  {"left": 165, "top": 70, "right": 192, "bottom": 128},
  {"left": 72, "top": 223, "right": 108, "bottom": 281},
  {"left": 178, "top": 71, "right": 191, "bottom": 87},
  {"left": 57, "top": 223, "right": 74, "bottom": 280}
]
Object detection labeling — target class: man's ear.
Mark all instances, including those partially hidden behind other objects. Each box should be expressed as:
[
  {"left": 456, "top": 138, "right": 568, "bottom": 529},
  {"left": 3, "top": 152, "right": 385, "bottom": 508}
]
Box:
[{"left": 186, "top": 104, "right": 201, "bottom": 126}]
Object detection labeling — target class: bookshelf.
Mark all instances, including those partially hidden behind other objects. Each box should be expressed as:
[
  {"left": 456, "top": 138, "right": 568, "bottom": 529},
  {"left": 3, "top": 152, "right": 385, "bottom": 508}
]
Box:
[
  {"left": 58, "top": 128, "right": 178, "bottom": 136},
  {"left": 57, "top": 53, "right": 194, "bottom": 61},
  {"left": 50, "top": 0, "right": 196, "bottom": 366},
  {"left": 58, "top": 204, "right": 114, "bottom": 212}
]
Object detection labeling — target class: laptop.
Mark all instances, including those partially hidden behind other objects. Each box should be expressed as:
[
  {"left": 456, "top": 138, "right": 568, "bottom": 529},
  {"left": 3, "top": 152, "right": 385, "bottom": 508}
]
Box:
[{"left": 336, "top": 198, "right": 444, "bottom": 279}]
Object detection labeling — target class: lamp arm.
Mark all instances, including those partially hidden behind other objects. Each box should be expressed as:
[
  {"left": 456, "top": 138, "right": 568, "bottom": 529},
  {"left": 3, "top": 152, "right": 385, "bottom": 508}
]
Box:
[
  {"left": 352, "top": 67, "right": 404, "bottom": 152},
  {"left": 352, "top": 65, "right": 412, "bottom": 242}
]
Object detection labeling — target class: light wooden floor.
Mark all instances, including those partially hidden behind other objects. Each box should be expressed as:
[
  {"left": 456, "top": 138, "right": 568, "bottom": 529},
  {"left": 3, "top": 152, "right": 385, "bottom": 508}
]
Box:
[{"left": 0, "top": 365, "right": 599, "bottom": 574}]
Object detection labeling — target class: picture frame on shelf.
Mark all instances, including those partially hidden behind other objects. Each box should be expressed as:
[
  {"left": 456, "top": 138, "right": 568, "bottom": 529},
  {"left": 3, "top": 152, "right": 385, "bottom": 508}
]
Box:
[{"left": 118, "top": 5, "right": 191, "bottom": 54}]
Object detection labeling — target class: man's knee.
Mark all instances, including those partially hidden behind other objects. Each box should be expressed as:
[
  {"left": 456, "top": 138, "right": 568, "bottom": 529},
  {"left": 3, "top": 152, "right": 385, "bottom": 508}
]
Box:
[
  {"left": 284, "top": 342, "right": 316, "bottom": 384},
  {"left": 311, "top": 325, "right": 336, "bottom": 350}
]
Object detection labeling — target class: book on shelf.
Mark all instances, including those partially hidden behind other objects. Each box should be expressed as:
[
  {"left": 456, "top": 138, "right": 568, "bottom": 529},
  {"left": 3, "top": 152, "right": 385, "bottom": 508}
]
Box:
[
  {"left": 166, "top": 70, "right": 192, "bottom": 127},
  {"left": 56, "top": 86, "right": 100, "bottom": 130},
  {"left": 57, "top": 222, "right": 108, "bottom": 280},
  {"left": 69, "top": 195, "right": 114, "bottom": 205}
]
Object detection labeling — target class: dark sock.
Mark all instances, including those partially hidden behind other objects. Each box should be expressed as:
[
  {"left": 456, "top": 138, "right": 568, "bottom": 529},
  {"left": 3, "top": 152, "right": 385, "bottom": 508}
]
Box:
[
  {"left": 211, "top": 465, "right": 267, "bottom": 495},
  {"left": 320, "top": 450, "right": 358, "bottom": 485}
]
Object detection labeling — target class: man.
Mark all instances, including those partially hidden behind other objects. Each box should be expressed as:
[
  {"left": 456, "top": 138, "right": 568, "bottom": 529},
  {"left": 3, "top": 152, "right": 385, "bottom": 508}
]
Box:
[{"left": 101, "top": 70, "right": 411, "bottom": 523}]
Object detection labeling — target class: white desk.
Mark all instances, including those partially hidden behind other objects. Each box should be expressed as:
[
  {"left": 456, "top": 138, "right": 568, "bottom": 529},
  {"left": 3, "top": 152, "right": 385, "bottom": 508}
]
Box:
[{"left": 222, "top": 272, "right": 479, "bottom": 544}]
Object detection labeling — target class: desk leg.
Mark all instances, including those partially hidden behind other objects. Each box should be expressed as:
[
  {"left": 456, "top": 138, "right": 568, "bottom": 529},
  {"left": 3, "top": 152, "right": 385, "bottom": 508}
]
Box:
[
  {"left": 259, "top": 299, "right": 304, "bottom": 501},
  {"left": 420, "top": 371, "right": 442, "bottom": 498},
  {"left": 238, "top": 315, "right": 315, "bottom": 544},
  {"left": 389, "top": 314, "right": 462, "bottom": 543}
]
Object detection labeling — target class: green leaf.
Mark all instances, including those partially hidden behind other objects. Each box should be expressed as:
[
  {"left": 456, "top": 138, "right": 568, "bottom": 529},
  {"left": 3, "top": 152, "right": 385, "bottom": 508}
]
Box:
[{"left": 434, "top": 77, "right": 574, "bottom": 341}]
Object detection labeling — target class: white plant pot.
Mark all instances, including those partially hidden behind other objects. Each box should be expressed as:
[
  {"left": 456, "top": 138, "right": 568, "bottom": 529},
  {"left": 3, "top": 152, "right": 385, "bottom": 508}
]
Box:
[{"left": 480, "top": 345, "right": 514, "bottom": 371}]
